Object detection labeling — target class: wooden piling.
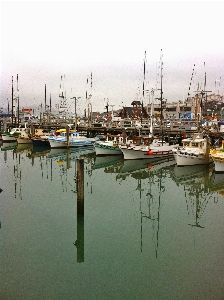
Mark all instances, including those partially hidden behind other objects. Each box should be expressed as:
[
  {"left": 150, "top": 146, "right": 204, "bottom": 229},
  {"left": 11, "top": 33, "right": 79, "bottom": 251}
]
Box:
[
  {"left": 76, "top": 158, "right": 84, "bottom": 262},
  {"left": 66, "top": 125, "right": 69, "bottom": 148}
]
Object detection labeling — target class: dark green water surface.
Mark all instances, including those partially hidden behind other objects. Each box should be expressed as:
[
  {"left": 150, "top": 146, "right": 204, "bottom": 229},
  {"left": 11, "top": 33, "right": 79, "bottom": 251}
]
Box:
[{"left": 0, "top": 144, "right": 224, "bottom": 300}]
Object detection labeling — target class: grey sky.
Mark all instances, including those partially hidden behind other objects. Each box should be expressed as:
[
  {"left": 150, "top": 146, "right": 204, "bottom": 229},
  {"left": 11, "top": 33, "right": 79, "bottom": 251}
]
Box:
[{"left": 1, "top": 1, "right": 224, "bottom": 115}]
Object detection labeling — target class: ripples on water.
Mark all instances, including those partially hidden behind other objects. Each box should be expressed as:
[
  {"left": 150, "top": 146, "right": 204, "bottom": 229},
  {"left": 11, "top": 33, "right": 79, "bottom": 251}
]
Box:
[{"left": 1, "top": 142, "right": 224, "bottom": 300}]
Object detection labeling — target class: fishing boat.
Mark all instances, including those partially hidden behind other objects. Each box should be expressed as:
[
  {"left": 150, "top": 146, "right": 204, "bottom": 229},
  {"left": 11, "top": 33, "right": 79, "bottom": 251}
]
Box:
[
  {"left": 69, "top": 132, "right": 98, "bottom": 147},
  {"left": 1, "top": 132, "right": 17, "bottom": 142},
  {"left": 94, "top": 134, "right": 128, "bottom": 155},
  {"left": 119, "top": 136, "right": 175, "bottom": 160},
  {"left": 210, "top": 140, "right": 224, "bottom": 172},
  {"left": 2, "top": 125, "right": 30, "bottom": 143},
  {"left": 30, "top": 136, "right": 51, "bottom": 148},
  {"left": 172, "top": 133, "right": 212, "bottom": 166},
  {"left": 46, "top": 129, "right": 98, "bottom": 148},
  {"left": 16, "top": 129, "right": 32, "bottom": 144},
  {"left": 10, "top": 127, "right": 28, "bottom": 137}
]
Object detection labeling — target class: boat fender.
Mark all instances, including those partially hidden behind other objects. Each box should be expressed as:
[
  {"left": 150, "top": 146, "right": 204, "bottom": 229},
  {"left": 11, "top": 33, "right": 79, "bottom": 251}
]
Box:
[{"left": 147, "top": 150, "right": 153, "bottom": 155}]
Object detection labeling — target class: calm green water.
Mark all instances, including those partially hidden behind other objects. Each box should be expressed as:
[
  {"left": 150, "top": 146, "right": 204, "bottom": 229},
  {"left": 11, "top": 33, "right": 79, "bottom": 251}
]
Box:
[{"left": 1, "top": 143, "right": 224, "bottom": 300}]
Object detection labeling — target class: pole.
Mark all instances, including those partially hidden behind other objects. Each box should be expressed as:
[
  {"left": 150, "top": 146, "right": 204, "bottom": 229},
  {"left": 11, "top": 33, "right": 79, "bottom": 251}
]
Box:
[
  {"left": 66, "top": 125, "right": 69, "bottom": 148},
  {"left": 76, "top": 158, "right": 85, "bottom": 262}
]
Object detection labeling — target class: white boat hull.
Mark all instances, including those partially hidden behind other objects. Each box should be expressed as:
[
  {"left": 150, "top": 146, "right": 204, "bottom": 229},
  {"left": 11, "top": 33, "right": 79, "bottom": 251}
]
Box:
[
  {"left": 210, "top": 154, "right": 224, "bottom": 172},
  {"left": 47, "top": 135, "right": 97, "bottom": 148},
  {"left": 120, "top": 145, "right": 173, "bottom": 160},
  {"left": 174, "top": 152, "right": 212, "bottom": 166},
  {"left": 48, "top": 139, "right": 68, "bottom": 148},
  {"left": 94, "top": 144, "right": 122, "bottom": 155},
  {"left": 48, "top": 139, "right": 95, "bottom": 148},
  {"left": 2, "top": 135, "right": 17, "bottom": 142},
  {"left": 172, "top": 133, "right": 211, "bottom": 166}
]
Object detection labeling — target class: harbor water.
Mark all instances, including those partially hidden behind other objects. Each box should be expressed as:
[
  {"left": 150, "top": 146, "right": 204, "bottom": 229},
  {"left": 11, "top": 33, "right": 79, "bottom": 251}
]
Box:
[{"left": 0, "top": 142, "right": 224, "bottom": 300}]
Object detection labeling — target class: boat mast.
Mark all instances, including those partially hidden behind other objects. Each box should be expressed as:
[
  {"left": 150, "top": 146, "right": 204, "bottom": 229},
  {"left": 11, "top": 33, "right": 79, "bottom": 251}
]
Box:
[
  {"left": 71, "top": 96, "right": 81, "bottom": 131},
  {"left": 157, "top": 49, "right": 164, "bottom": 144},
  {"left": 17, "top": 74, "right": 19, "bottom": 127},
  {"left": 194, "top": 62, "right": 212, "bottom": 131},
  {"left": 45, "top": 84, "right": 46, "bottom": 112},
  {"left": 86, "top": 72, "right": 92, "bottom": 127},
  {"left": 150, "top": 88, "right": 155, "bottom": 135},
  {"left": 50, "top": 94, "right": 51, "bottom": 113},
  {"left": 11, "top": 76, "right": 14, "bottom": 127},
  {"left": 160, "top": 49, "right": 163, "bottom": 123},
  {"left": 142, "top": 51, "right": 146, "bottom": 125}
]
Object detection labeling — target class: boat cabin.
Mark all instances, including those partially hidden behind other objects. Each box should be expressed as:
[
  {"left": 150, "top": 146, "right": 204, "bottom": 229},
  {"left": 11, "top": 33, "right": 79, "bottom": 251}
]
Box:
[
  {"left": 132, "top": 136, "right": 154, "bottom": 146},
  {"left": 182, "top": 133, "right": 207, "bottom": 150},
  {"left": 105, "top": 134, "right": 128, "bottom": 145}
]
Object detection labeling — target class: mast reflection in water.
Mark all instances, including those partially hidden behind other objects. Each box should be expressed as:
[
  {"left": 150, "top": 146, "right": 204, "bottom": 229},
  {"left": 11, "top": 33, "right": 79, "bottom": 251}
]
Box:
[{"left": 1, "top": 143, "right": 224, "bottom": 300}]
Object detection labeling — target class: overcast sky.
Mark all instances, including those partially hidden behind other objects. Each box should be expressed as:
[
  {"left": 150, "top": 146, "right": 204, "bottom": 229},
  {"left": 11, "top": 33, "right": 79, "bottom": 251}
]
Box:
[{"left": 1, "top": 0, "right": 224, "bottom": 115}]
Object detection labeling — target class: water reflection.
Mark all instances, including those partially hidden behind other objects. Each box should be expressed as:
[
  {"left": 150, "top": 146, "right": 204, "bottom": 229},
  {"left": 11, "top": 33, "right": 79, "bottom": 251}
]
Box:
[
  {"left": 1, "top": 142, "right": 224, "bottom": 299},
  {"left": 2, "top": 143, "right": 224, "bottom": 209},
  {"left": 170, "top": 164, "right": 224, "bottom": 228},
  {"left": 1, "top": 144, "right": 224, "bottom": 261}
]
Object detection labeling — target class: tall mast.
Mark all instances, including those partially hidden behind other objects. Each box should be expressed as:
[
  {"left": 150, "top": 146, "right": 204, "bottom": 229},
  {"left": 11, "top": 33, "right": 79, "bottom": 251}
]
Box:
[
  {"left": 11, "top": 76, "right": 14, "bottom": 127},
  {"left": 150, "top": 89, "right": 155, "bottom": 135},
  {"left": 45, "top": 84, "right": 46, "bottom": 112},
  {"left": 143, "top": 51, "right": 146, "bottom": 99},
  {"left": 141, "top": 51, "right": 147, "bottom": 124},
  {"left": 86, "top": 73, "right": 92, "bottom": 126},
  {"left": 160, "top": 49, "right": 163, "bottom": 122},
  {"left": 17, "top": 74, "right": 19, "bottom": 127}
]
